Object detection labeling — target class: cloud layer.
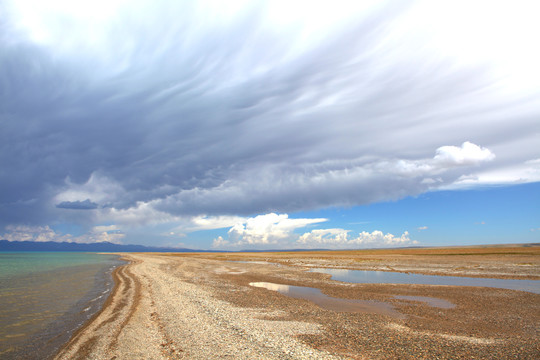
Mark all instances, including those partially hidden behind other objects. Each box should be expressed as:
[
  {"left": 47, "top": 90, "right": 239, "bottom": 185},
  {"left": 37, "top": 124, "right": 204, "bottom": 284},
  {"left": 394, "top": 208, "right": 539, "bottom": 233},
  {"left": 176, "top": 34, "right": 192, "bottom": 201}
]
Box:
[
  {"left": 209, "top": 213, "right": 418, "bottom": 249},
  {"left": 56, "top": 199, "right": 99, "bottom": 210},
  {"left": 298, "top": 229, "right": 416, "bottom": 249},
  {"left": 211, "top": 213, "right": 415, "bottom": 249},
  {"left": 221, "top": 213, "right": 326, "bottom": 247},
  {"left": 1, "top": 1, "right": 539, "bottom": 245},
  {"left": 44, "top": 141, "right": 497, "bottom": 228},
  {"left": 1, "top": 225, "right": 125, "bottom": 244}
]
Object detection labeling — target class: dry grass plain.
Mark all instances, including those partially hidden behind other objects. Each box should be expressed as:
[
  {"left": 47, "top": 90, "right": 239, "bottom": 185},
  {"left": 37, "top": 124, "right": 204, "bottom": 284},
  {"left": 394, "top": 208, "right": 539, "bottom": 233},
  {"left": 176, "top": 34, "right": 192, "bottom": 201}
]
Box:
[{"left": 186, "top": 243, "right": 540, "bottom": 279}]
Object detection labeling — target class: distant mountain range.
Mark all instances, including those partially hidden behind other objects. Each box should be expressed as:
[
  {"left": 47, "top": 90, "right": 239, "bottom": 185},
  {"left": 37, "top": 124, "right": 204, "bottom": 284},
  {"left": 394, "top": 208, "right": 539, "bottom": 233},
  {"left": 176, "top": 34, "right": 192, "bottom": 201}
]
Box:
[
  {"left": 0, "top": 240, "right": 201, "bottom": 252},
  {"left": 0, "top": 240, "right": 333, "bottom": 253},
  {"left": 1, "top": 239, "right": 535, "bottom": 253}
]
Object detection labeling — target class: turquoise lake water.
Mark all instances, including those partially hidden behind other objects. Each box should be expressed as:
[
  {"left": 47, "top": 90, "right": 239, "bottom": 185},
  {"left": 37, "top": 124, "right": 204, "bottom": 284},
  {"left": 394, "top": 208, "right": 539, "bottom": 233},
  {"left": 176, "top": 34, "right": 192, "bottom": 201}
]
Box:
[{"left": 0, "top": 252, "right": 124, "bottom": 360}]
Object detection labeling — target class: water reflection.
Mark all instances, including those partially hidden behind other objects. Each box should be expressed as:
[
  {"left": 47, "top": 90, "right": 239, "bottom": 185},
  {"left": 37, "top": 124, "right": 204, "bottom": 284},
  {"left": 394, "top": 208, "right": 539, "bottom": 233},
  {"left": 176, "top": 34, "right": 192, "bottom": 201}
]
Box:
[
  {"left": 250, "top": 282, "right": 402, "bottom": 317},
  {"left": 393, "top": 295, "right": 455, "bottom": 309},
  {"left": 311, "top": 269, "right": 540, "bottom": 294}
]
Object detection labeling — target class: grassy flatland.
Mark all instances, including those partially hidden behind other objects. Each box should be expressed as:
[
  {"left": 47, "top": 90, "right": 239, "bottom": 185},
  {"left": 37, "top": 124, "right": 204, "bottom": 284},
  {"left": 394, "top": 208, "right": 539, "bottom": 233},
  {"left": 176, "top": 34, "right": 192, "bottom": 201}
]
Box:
[
  {"left": 169, "top": 243, "right": 540, "bottom": 257},
  {"left": 163, "top": 243, "right": 540, "bottom": 280}
]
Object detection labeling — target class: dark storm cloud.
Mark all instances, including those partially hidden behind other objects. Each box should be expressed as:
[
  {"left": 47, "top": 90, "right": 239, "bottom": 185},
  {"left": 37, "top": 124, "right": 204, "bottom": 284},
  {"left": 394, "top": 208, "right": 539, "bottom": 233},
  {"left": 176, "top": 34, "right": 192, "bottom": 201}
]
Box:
[
  {"left": 56, "top": 199, "right": 99, "bottom": 210},
  {"left": 1, "top": 1, "right": 539, "bottom": 229}
]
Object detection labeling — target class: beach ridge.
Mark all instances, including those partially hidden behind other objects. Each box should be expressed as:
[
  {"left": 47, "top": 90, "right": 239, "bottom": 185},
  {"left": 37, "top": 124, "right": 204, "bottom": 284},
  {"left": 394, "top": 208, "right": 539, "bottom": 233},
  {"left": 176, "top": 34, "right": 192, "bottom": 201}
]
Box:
[{"left": 54, "top": 254, "right": 341, "bottom": 359}]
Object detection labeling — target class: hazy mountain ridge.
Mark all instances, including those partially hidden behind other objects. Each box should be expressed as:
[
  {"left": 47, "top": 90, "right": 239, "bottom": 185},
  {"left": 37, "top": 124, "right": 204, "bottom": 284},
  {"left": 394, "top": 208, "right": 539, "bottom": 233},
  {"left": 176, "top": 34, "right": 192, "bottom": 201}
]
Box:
[
  {"left": 0, "top": 240, "right": 198, "bottom": 252},
  {"left": 0, "top": 240, "right": 331, "bottom": 252}
]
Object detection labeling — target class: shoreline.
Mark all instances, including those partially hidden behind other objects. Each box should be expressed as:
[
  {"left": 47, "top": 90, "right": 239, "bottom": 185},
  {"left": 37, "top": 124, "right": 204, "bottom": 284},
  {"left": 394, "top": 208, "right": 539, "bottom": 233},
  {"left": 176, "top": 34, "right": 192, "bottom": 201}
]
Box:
[
  {"left": 54, "top": 257, "right": 141, "bottom": 359},
  {"left": 40, "top": 256, "right": 126, "bottom": 360},
  {"left": 51, "top": 249, "right": 539, "bottom": 359},
  {"left": 52, "top": 260, "right": 128, "bottom": 359}
]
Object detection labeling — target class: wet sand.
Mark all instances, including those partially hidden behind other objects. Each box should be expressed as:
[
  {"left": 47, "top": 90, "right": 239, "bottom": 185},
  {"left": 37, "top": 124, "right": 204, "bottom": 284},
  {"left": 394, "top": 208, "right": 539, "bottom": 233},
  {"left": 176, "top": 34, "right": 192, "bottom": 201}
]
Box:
[{"left": 55, "top": 246, "right": 539, "bottom": 359}]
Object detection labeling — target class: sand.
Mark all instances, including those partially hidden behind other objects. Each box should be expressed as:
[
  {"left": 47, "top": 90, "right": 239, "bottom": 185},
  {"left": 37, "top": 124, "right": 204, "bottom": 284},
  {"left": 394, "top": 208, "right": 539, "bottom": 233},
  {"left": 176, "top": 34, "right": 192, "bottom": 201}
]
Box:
[{"left": 54, "top": 246, "right": 540, "bottom": 359}]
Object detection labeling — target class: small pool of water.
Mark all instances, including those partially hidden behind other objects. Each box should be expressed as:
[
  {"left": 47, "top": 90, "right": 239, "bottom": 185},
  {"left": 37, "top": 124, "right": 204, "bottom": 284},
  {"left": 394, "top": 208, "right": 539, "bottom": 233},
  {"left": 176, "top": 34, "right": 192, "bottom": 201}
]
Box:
[
  {"left": 250, "top": 282, "right": 402, "bottom": 318},
  {"left": 230, "top": 261, "right": 273, "bottom": 265},
  {"left": 393, "top": 295, "right": 455, "bottom": 309},
  {"left": 311, "top": 269, "right": 540, "bottom": 294}
]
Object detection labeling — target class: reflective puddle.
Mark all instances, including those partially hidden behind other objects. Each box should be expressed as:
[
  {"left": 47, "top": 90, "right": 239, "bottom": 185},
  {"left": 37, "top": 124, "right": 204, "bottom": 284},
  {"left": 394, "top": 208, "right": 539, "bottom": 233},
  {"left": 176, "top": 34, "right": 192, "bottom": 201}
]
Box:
[
  {"left": 249, "top": 282, "right": 403, "bottom": 318},
  {"left": 311, "top": 268, "right": 540, "bottom": 294},
  {"left": 393, "top": 295, "right": 455, "bottom": 309}
]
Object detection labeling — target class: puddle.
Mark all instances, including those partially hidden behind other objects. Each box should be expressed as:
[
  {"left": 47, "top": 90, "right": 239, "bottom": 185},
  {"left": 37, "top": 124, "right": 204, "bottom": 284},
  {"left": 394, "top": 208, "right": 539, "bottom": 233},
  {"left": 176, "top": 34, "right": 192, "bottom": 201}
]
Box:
[
  {"left": 393, "top": 295, "right": 455, "bottom": 309},
  {"left": 213, "top": 266, "right": 247, "bottom": 275},
  {"left": 249, "top": 282, "right": 402, "bottom": 318},
  {"left": 311, "top": 269, "right": 540, "bottom": 294}
]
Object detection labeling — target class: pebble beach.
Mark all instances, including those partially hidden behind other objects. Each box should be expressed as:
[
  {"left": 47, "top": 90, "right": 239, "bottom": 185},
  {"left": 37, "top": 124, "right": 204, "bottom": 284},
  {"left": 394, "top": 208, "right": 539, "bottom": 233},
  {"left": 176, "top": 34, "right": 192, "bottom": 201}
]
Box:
[{"left": 54, "top": 246, "right": 539, "bottom": 359}]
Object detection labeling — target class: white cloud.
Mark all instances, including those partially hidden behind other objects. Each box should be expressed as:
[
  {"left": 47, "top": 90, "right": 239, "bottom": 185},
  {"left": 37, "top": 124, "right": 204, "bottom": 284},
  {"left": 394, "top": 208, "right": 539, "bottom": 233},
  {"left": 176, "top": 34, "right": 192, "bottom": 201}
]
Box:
[
  {"left": 92, "top": 224, "right": 119, "bottom": 233},
  {"left": 1, "top": 225, "right": 68, "bottom": 242},
  {"left": 445, "top": 158, "right": 540, "bottom": 189},
  {"left": 433, "top": 141, "right": 495, "bottom": 166},
  {"left": 1, "top": 224, "right": 125, "bottom": 244},
  {"left": 97, "top": 201, "right": 181, "bottom": 226},
  {"left": 297, "top": 228, "right": 350, "bottom": 245},
  {"left": 210, "top": 213, "right": 417, "bottom": 249},
  {"left": 54, "top": 172, "right": 125, "bottom": 207},
  {"left": 181, "top": 215, "right": 249, "bottom": 232},
  {"left": 356, "top": 230, "right": 414, "bottom": 245},
  {"left": 212, "top": 236, "right": 229, "bottom": 249},
  {"left": 298, "top": 229, "right": 416, "bottom": 249},
  {"left": 216, "top": 213, "right": 327, "bottom": 247},
  {"left": 82, "top": 224, "right": 125, "bottom": 244},
  {"left": 417, "top": 226, "right": 428, "bottom": 230},
  {"left": 77, "top": 228, "right": 125, "bottom": 244},
  {"left": 96, "top": 204, "right": 265, "bottom": 234}
]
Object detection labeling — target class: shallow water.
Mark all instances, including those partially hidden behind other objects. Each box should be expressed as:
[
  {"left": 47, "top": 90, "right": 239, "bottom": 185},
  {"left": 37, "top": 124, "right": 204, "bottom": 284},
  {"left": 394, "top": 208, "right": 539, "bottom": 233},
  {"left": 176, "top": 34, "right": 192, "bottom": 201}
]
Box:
[
  {"left": 249, "top": 282, "right": 402, "bottom": 317},
  {"left": 231, "top": 261, "right": 273, "bottom": 265},
  {"left": 393, "top": 295, "right": 455, "bottom": 309},
  {"left": 0, "top": 252, "right": 124, "bottom": 360},
  {"left": 310, "top": 268, "right": 540, "bottom": 294}
]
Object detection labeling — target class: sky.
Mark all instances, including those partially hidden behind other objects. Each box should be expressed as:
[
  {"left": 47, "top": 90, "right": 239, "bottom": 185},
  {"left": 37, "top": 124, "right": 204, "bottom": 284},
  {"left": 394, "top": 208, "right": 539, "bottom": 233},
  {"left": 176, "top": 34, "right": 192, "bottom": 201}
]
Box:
[{"left": 1, "top": 0, "right": 539, "bottom": 250}]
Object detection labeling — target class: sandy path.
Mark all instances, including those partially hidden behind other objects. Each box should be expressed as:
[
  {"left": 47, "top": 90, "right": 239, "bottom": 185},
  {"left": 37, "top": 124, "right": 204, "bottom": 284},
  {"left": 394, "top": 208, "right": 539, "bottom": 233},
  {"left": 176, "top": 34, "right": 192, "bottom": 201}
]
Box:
[{"left": 55, "top": 254, "right": 340, "bottom": 360}]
